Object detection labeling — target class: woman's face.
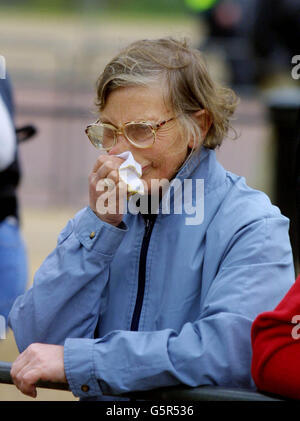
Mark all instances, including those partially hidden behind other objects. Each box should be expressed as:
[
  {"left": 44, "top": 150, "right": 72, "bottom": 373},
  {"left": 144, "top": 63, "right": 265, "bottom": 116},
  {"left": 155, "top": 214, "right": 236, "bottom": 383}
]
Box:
[{"left": 100, "top": 85, "right": 191, "bottom": 193}]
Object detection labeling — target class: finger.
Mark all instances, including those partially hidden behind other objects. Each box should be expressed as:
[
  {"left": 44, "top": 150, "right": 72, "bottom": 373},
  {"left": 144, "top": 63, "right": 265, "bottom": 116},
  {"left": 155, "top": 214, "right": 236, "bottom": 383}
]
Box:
[
  {"left": 11, "top": 343, "right": 43, "bottom": 389},
  {"left": 11, "top": 351, "right": 32, "bottom": 384},
  {"left": 89, "top": 158, "right": 124, "bottom": 195},
  {"left": 93, "top": 168, "right": 120, "bottom": 196},
  {"left": 96, "top": 159, "right": 123, "bottom": 180},
  {"left": 18, "top": 368, "right": 40, "bottom": 398},
  {"left": 96, "top": 177, "right": 116, "bottom": 194},
  {"left": 106, "top": 169, "right": 119, "bottom": 184},
  {"left": 92, "top": 155, "right": 123, "bottom": 175},
  {"left": 90, "top": 162, "right": 114, "bottom": 187},
  {"left": 13, "top": 363, "right": 34, "bottom": 393},
  {"left": 91, "top": 153, "right": 108, "bottom": 173},
  {"left": 95, "top": 180, "right": 127, "bottom": 216}
]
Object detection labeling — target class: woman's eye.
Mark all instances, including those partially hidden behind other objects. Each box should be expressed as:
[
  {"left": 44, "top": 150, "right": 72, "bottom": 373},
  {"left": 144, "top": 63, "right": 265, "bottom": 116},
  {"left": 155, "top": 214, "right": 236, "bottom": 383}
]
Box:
[{"left": 103, "top": 128, "right": 115, "bottom": 139}]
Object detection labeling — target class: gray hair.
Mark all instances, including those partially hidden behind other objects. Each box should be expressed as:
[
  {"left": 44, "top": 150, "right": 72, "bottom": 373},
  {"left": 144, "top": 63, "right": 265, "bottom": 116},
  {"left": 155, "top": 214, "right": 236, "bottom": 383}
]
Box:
[{"left": 96, "top": 37, "right": 239, "bottom": 150}]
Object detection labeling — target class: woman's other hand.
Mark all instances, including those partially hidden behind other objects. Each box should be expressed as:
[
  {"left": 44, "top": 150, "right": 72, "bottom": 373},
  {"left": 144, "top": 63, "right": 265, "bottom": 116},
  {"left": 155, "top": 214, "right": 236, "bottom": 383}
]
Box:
[{"left": 10, "top": 343, "right": 66, "bottom": 398}]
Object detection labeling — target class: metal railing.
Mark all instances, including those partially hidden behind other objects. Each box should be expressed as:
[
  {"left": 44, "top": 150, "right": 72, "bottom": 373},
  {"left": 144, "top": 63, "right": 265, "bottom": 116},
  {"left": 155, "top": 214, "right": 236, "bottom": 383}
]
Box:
[
  {"left": 0, "top": 360, "right": 286, "bottom": 401},
  {"left": 0, "top": 361, "right": 69, "bottom": 392}
]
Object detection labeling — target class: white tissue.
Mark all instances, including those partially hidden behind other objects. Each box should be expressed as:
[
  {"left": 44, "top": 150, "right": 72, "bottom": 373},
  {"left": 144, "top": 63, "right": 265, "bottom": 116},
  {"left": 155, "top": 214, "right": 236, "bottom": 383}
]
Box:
[{"left": 116, "top": 151, "right": 145, "bottom": 196}]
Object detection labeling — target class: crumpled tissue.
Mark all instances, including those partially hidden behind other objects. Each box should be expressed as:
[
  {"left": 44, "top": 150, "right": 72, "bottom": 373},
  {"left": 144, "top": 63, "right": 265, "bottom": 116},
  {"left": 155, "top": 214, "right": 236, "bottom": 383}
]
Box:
[{"left": 116, "top": 151, "right": 145, "bottom": 197}]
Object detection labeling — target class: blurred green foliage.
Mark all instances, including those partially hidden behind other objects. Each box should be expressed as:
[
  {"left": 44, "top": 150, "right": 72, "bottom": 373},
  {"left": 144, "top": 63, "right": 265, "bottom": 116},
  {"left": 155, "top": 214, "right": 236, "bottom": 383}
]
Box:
[{"left": 0, "top": 0, "right": 188, "bottom": 17}]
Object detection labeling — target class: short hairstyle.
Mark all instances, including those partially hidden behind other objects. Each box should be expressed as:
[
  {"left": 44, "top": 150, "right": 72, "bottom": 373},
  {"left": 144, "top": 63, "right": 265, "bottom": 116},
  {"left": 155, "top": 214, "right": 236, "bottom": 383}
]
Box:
[{"left": 95, "top": 37, "right": 239, "bottom": 150}]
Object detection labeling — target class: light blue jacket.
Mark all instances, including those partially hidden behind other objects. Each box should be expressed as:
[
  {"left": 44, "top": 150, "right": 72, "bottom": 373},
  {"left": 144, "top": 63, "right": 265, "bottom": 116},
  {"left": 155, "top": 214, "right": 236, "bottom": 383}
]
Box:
[{"left": 8, "top": 147, "right": 295, "bottom": 400}]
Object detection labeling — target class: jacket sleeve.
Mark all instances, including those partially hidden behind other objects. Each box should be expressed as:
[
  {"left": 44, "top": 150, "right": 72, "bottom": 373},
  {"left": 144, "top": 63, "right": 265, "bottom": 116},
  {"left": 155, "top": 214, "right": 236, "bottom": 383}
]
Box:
[
  {"left": 251, "top": 274, "right": 300, "bottom": 400},
  {"left": 8, "top": 206, "right": 128, "bottom": 351},
  {"left": 63, "top": 216, "right": 295, "bottom": 399}
]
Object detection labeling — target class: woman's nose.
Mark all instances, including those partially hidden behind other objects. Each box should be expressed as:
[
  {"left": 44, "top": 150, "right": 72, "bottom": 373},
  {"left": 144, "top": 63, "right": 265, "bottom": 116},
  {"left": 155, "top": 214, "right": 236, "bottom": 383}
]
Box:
[{"left": 108, "top": 133, "right": 132, "bottom": 156}]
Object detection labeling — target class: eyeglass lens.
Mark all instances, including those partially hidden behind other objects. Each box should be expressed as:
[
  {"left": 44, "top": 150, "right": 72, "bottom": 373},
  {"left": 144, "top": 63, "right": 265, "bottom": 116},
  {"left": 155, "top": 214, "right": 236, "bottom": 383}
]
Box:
[
  {"left": 87, "top": 123, "right": 154, "bottom": 150},
  {"left": 125, "top": 124, "right": 153, "bottom": 146}
]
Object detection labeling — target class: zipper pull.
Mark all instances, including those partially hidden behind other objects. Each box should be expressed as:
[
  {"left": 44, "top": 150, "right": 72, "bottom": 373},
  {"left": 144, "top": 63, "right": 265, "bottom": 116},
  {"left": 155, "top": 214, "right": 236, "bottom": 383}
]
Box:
[{"left": 144, "top": 217, "right": 151, "bottom": 235}]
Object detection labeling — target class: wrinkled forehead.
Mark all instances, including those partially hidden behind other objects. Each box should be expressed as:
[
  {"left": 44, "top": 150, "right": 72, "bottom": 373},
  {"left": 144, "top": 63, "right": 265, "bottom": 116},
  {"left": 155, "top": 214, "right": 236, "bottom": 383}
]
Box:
[{"left": 100, "top": 84, "right": 172, "bottom": 124}]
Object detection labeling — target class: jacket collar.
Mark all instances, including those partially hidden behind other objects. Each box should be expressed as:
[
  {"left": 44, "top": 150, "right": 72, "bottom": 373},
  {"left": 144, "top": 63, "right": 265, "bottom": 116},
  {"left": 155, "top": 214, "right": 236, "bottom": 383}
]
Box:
[
  {"left": 176, "top": 146, "right": 209, "bottom": 180},
  {"left": 128, "top": 146, "right": 227, "bottom": 217},
  {"left": 171, "top": 145, "right": 226, "bottom": 195}
]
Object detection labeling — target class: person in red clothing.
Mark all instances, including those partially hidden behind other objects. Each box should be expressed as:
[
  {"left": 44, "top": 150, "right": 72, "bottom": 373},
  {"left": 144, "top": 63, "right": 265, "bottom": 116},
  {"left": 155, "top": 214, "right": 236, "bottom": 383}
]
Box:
[{"left": 251, "top": 274, "right": 300, "bottom": 400}]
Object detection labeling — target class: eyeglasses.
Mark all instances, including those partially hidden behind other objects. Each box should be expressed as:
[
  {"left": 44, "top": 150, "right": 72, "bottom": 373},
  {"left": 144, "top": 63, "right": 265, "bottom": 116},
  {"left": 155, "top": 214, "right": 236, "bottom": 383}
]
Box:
[{"left": 85, "top": 116, "right": 176, "bottom": 151}]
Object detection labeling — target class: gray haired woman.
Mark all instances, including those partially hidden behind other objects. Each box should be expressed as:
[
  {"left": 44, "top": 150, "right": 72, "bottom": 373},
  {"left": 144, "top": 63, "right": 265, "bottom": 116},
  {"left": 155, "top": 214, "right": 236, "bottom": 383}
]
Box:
[{"left": 9, "top": 38, "right": 294, "bottom": 400}]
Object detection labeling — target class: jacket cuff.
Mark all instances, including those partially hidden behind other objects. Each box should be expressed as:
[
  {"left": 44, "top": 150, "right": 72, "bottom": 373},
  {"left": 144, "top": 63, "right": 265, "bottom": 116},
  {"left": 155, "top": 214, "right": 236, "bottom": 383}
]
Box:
[
  {"left": 64, "top": 337, "right": 103, "bottom": 398},
  {"left": 74, "top": 206, "right": 128, "bottom": 257}
]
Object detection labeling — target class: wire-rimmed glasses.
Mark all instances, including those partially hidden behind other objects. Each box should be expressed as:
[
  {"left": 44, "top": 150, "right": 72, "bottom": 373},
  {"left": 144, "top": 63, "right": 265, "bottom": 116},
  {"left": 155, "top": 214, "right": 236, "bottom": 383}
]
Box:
[{"left": 85, "top": 117, "right": 176, "bottom": 151}]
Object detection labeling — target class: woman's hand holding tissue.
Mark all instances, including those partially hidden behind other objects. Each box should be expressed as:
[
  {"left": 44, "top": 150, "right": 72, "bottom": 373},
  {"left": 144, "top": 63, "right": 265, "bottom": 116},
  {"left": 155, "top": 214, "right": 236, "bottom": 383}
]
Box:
[{"left": 89, "top": 154, "right": 128, "bottom": 227}]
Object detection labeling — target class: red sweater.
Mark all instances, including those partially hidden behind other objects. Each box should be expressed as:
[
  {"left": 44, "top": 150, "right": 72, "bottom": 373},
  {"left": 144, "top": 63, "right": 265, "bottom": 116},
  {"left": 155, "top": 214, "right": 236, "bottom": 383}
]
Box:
[{"left": 251, "top": 274, "right": 300, "bottom": 400}]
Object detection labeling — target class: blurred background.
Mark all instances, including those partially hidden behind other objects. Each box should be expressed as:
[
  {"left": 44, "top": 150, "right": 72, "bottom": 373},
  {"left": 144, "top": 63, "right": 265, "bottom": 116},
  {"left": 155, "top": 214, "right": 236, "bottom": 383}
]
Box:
[{"left": 0, "top": 0, "right": 299, "bottom": 401}]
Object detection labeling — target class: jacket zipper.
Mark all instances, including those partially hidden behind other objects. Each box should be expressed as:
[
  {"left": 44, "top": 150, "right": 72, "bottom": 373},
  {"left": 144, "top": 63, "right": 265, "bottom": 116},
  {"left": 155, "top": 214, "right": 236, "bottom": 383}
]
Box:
[{"left": 130, "top": 215, "right": 156, "bottom": 331}]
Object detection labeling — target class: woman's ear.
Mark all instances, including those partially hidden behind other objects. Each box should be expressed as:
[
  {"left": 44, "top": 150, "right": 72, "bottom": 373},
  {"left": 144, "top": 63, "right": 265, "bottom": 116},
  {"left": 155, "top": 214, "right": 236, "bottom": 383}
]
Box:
[{"left": 188, "top": 110, "right": 212, "bottom": 148}]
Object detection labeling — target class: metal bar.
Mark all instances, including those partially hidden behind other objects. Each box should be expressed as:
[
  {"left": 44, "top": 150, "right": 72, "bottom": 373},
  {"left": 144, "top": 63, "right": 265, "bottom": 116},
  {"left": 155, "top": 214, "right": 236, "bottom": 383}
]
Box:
[
  {"left": 0, "top": 361, "right": 69, "bottom": 391},
  {"left": 0, "top": 360, "right": 285, "bottom": 400},
  {"left": 124, "top": 385, "right": 285, "bottom": 401}
]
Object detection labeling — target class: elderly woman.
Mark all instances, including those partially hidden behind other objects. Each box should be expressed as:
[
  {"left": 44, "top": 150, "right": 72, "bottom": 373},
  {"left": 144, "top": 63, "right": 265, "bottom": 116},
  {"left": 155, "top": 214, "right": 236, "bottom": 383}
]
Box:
[{"left": 8, "top": 38, "right": 294, "bottom": 400}]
